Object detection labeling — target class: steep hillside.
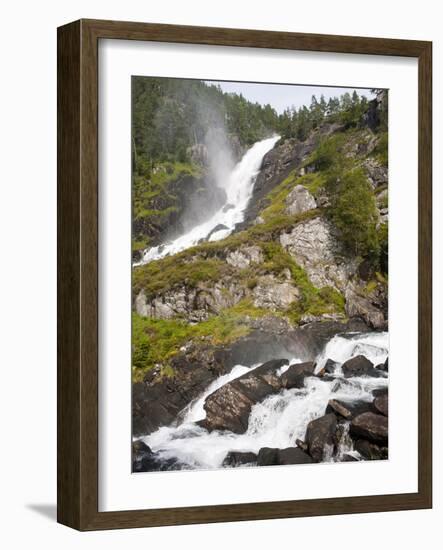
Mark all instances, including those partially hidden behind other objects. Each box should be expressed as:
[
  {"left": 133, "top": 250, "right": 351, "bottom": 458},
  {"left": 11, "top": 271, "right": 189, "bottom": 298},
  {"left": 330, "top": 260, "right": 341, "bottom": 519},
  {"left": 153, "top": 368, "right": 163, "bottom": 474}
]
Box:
[{"left": 132, "top": 88, "right": 388, "bottom": 438}]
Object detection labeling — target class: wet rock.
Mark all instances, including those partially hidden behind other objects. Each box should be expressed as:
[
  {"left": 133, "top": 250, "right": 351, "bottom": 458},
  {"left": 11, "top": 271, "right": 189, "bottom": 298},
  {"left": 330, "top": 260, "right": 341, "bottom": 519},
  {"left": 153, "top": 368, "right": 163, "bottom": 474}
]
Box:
[
  {"left": 132, "top": 440, "right": 153, "bottom": 471},
  {"left": 324, "top": 358, "right": 339, "bottom": 375},
  {"left": 305, "top": 413, "right": 338, "bottom": 462},
  {"left": 257, "top": 447, "right": 280, "bottom": 466},
  {"left": 354, "top": 439, "right": 388, "bottom": 460},
  {"left": 278, "top": 447, "right": 314, "bottom": 465},
  {"left": 376, "top": 357, "right": 389, "bottom": 372},
  {"left": 223, "top": 451, "right": 257, "bottom": 467},
  {"left": 326, "top": 399, "right": 352, "bottom": 419},
  {"left": 341, "top": 355, "right": 381, "bottom": 378},
  {"left": 280, "top": 361, "right": 316, "bottom": 389},
  {"left": 285, "top": 185, "right": 317, "bottom": 216},
  {"left": 350, "top": 412, "right": 388, "bottom": 444},
  {"left": 132, "top": 441, "right": 186, "bottom": 472},
  {"left": 374, "top": 394, "right": 388, "bottom": 416},
  {"left": 203, "top": 359, "right": 288, "bottom": 433},
  {"left": 332, "top": 399, "right": 376, "bottom": 419}
]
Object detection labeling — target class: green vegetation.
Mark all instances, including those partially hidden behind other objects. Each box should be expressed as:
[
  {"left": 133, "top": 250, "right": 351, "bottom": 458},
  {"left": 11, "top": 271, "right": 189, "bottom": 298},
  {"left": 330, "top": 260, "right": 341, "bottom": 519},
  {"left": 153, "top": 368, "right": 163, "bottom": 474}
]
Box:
[
  {"left": 372, "top": 131, "right": 388, "bottom": 167},
  {"left": 133, "top": 256, "right": 231, "bottom": 299},
  {"left": 278, "top": 90, "right": 371, "bottom": 141},
  {"left": 327, "top": 167, "right": 379, "bottom": 258},
  {"left": 132, "top": 77, "right": 279, "bottom": 169},
  {"left": 132, "top": 300, "right": 268, "bottom": 379}
]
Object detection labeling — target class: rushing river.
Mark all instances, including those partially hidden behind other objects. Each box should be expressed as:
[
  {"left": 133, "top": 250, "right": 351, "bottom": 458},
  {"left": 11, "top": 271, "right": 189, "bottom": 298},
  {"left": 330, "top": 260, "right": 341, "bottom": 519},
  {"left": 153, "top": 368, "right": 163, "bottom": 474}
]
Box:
[
  {"left": 137, "top": 135, "right": 280, "bottom": 264},
  {"left": 139, "top": 331, "right": 388, "bottom": 470}
]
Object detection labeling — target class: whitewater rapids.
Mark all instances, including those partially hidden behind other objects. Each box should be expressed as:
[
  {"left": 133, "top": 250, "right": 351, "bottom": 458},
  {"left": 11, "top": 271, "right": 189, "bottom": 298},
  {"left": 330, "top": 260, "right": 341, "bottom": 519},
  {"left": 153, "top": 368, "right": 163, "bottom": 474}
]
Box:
[
  {"left": 139, "top": 331, "right": 388, "bottom": 470},
  {"left": 137, "top": 135, "right": 280, "bottom": 264}
]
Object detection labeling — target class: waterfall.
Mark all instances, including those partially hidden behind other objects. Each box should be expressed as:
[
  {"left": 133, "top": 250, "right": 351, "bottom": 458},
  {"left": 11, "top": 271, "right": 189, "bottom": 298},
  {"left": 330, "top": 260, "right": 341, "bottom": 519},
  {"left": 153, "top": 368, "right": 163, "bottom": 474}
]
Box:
[
  {"left": 137, "top": 135, "right": 280, "bottom": 264},
  {"left": 140, "top": 331, "right": 388, "bottom": 470}
]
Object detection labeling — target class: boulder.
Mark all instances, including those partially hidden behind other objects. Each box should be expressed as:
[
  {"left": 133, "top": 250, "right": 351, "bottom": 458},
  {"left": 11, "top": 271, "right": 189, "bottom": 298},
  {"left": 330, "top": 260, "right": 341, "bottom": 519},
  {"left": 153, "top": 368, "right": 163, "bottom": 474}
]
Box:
[
  {"left": 278, "top": 447, "right": 314, "bottom": 465},
  {"left": 374, "top": 394, "right": 388, "bottom": 416},
  {"left": 350, "top": 412, "right": 388, "bottom": 444},
  {"left": 203, "top": 359, "right": 288, "bottom": 433},
  {"left": 354, "top": 439, "right": 388, "bottom": 460},
  {"left": 285, "top": 185, "right": 317, "bottom": 216},
  {"left": 223, "top": 451, "right": 257, "bottom": 467},
  {"left": 341, "top": 355, "right": 383, "bottom": 378},
  {"left": 257, "top": 447, "right": 280, "bottom": 466},
  {"left": 305, "top": 413, "right": 338, "bottom": 462},
  {"left": 280, "top": 361, "right": 316, "bottom": 389},
  {"left": 326, "top": 399, "right": 352, "bottom": 419},
  {"left": 256, "top": 447, "right": 313, "bottom": 466}
]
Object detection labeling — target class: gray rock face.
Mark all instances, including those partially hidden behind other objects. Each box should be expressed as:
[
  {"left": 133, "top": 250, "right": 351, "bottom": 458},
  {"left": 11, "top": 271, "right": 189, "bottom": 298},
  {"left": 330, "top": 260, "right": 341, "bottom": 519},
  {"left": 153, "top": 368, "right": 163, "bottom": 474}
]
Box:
[
  {"left": 135, "top": 279, "right": 249, "bottom": 322},
  {"left": 362, "top": 157, "right": 388, "bottom": 188},
  {"left": 280, "top": 217, "right": 357, "bottom": 291},
  {"left": 226, "top": 245, "right": 264, "bottom": 269},
  {"left": 344, "top": 287, "right": 386, "bottom": 329},
  {"left": 253, "top": 274, "right": 299, "bottom": 310},
  {"left": 203, "top": 359, "right": 288, "bottom": 433},
  {"left": 285, "top": 185, "right": 317, "bottom": 216}
]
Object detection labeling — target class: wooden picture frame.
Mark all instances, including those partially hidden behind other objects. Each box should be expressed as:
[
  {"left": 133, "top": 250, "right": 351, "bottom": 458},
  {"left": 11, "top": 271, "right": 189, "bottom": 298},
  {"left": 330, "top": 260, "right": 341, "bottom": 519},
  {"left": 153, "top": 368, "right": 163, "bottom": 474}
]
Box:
[{"left": 57, "top": 19, "right": 432, "bottom": 530}]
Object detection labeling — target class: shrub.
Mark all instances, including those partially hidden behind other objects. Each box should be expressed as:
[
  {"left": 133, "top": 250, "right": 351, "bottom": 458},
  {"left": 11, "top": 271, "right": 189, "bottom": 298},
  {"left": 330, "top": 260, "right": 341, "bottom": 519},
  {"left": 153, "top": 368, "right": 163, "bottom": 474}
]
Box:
[{"left": 327, "top": 167, "right": 379, "bottom": 258}]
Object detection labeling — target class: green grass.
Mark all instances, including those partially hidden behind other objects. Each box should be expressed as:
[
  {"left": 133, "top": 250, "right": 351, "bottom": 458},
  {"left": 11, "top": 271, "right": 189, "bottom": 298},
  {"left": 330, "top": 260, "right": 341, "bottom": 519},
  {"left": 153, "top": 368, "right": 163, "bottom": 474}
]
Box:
[
  {"left": 132, "top": 300, "right": 268, "bottom": 380},
  {"left": 133, "top": 255, "right": 230, "bottom": 299}
]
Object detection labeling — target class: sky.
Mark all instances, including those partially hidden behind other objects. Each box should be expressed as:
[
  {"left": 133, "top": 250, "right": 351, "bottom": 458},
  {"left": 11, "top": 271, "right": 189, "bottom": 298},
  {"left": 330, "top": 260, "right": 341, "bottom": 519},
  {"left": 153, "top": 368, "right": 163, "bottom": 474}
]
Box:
[{"left": 205, "top": 80, "right": 375, "bottom": 114}]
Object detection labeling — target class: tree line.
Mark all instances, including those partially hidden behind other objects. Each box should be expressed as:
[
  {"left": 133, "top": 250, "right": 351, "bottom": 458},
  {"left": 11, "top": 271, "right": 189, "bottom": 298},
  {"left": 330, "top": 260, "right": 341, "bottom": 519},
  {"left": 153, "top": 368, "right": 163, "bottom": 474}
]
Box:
[{"left": 132, "top": 77, "right": 384, "bottom": 177}]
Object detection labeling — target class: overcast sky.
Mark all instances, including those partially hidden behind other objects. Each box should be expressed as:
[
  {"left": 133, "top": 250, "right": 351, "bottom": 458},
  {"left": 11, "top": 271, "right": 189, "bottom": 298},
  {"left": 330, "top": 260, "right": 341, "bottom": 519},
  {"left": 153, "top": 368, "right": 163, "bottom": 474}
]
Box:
[{"left": 205, "top": 80, "right": 375, "bottom": 114}]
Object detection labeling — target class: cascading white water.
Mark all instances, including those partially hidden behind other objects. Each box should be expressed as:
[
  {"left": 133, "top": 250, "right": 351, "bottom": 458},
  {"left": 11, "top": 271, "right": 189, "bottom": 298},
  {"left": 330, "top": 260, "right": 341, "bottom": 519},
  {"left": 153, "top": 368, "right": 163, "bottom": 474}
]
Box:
[
  {"left": 137, "top": 135, "right": 280, "bottom": 264},
  {"left": 140, "top": 331, "right": 388, "bottom": 470}
]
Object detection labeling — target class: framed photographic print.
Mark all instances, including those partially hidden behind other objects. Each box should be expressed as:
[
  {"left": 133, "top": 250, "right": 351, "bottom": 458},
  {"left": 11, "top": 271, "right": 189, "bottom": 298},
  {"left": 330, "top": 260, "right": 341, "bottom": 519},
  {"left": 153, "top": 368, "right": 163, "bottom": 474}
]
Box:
[{"left": 57, "top": 19, "right": 432, "bottom": 530}]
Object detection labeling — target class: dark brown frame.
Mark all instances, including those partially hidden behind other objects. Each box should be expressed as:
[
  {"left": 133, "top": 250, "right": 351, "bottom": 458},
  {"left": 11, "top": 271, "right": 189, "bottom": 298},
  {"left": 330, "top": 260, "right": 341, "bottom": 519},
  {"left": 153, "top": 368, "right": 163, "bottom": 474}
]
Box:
[{"left": 57, "top": 18, "right": 432, "bottom": 531}]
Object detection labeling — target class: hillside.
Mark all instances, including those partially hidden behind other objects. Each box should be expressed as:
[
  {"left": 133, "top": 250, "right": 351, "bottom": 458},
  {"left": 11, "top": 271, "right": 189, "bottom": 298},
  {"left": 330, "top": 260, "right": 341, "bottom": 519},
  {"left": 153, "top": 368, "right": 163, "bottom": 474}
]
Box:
[{"left": 131, "top": 86, "right": 389, "bottom": 439}]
